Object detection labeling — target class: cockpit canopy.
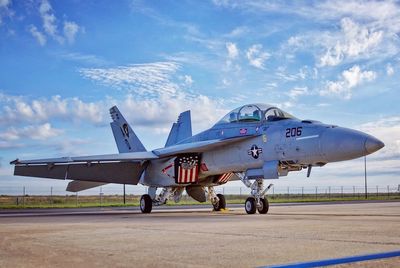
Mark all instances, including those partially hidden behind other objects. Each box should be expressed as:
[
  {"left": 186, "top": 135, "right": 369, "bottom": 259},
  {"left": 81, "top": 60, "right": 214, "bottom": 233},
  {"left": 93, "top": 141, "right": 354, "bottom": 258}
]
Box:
[{"left": 215, "top": 103, "right": 295, "bottom": 125}]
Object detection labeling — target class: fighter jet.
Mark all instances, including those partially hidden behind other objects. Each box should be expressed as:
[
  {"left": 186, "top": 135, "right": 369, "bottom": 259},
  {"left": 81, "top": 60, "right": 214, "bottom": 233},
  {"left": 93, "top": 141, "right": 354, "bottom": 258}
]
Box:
[{"left": 10, "top": 104, "right": 384, "bottom": 214}]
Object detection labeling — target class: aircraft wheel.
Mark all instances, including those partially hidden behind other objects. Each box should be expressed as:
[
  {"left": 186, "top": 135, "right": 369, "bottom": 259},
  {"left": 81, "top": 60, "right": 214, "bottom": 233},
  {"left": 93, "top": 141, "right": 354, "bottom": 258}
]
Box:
[
  {"left": 140, "top": 194, "right": 152, "bottom": 213},
  {"left": 213, "top": 194, "right": 226, "bottom": 211},
  {"left": 245, "top": 197, "right": 256, "bottom": 214},
  {"left": 257, "top": 198, "right": 269, "bottom": 214}
]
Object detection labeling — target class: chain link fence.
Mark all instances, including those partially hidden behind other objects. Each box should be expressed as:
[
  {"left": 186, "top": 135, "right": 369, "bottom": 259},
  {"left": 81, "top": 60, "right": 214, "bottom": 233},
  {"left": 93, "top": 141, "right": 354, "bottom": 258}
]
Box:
[{"left": 1, "top": 185, "right": 399, "bottom": 207}]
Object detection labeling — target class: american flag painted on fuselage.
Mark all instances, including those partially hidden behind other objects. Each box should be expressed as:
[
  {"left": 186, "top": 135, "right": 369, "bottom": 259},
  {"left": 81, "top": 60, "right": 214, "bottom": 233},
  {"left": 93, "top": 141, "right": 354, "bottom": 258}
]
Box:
[
  {"left": 174, "top": 154, "right": 200, "bottom": 184},
  {"left": 218, "top": 173, "right": 234, "bottom": 184}
]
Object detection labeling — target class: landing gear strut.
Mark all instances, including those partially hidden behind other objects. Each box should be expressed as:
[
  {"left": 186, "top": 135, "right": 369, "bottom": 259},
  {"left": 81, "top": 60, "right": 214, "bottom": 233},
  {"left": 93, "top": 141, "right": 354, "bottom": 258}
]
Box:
[
  {"left": 208, "top": 186, "right": 226, "bottom": 211},
  {"left": 236, "top": 173, "right": 272, "bottom": 215},
  {"left": 140, "top": 187, "right": 183, "bottom": 214}
]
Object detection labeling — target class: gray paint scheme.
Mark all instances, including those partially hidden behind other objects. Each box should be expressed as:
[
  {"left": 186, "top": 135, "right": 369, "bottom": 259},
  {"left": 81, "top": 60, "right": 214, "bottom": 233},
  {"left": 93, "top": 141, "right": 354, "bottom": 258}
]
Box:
[
  {"left": 11, "top": 103, "right": 384, "bottom": 195},
  {"left": 165, "top": 110, "right": 192, "bottom": 147}
]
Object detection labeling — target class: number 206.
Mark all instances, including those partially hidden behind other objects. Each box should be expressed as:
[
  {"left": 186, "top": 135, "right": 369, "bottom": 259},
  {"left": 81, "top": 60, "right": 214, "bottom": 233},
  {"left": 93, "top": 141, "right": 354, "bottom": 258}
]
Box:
[{"left": 285, "top": 127, "right": 302, "bottom": 138}]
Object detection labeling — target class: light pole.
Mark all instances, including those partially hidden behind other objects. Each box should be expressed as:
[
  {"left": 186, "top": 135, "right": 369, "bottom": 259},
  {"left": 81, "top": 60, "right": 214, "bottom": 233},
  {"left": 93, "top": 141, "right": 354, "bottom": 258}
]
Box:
[
  {"left": 364, "top": 156, "right": 368, "bottom": 199},
  {"left": 123, "top": 184, "right": 126, "bottom": 204}
]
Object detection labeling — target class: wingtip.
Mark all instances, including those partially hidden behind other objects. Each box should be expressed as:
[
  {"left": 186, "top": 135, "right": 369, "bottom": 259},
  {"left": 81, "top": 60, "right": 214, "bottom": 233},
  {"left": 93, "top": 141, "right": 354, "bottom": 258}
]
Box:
[{"left": 10, "top": 158, "right": 19, "bottom": 165}]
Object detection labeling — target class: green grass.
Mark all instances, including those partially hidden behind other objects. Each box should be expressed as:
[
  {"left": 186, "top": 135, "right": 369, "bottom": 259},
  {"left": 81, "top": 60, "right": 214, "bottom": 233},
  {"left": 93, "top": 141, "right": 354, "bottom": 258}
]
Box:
[{"left": 0, "top": 194, "right": 399, "bottom": 209}]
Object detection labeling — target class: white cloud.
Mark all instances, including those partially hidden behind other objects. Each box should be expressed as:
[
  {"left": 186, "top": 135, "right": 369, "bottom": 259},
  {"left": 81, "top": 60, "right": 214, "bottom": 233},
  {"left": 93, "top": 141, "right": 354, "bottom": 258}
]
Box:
[
  {"left": 0, "top": 0, "right": 11, "bottom": 26},
  {"left": 39, "top": 0, "right": 62, "bottom": 42},
  {"left": 319, "top": 18, "right": 383, "bottom": 67},
  {"left": 287, "top": 86, "right": 309, "bottom": 99},
  {"left": 63, "top": 21, "right": 79, "bottom": 44},
  {"left": 224, "top": 26, "right": 250, "bottom": 38},
  {"left": 211, "top": 1, "right": 400, "bottom": 34},
  {"left": 0, "top": 123, "right": 62, "bottom": 141},
  {"left": 0, "top": 94, "right": 104, "bottom": 126},
  {"left": 386, "top": 63, "right": 394, "bottom": 76},
  {"left": 79, "top": 62, "right": 181, "bottom": 97},
  {"left": 28, "top": 25, "right": 47, "bottom": 46},
  {"left": 118, "top": 92, "right": 226, "bottom": 134},
  {"left": 315, "top": 1, "right": 400, "bottom": 33},
  {"left": 58, "top": 52, "right": 110, "bottom": 66},
  {"left": 180, "top": 75, "right": 193, "bottom": 87},
  {"left": 0, "top": 60, "right": 227, "bottom": 134},
  {"left": 246, "top": 44, "right": 270, "bottom": 69},
  {"left": 0, "top": 0, "right": 10, "bottom": 8},
  {"left": 321, "top": 65, "right": 376, "bottom": 99},
  {"left": 27, "top": 0, "right": 81, "bottom": 45},
  {"left": 226, "top": 42, "right": 239, "bottom": 59},
  {"left": 359, "top": 116, "right": 400, "bottom": 161}
]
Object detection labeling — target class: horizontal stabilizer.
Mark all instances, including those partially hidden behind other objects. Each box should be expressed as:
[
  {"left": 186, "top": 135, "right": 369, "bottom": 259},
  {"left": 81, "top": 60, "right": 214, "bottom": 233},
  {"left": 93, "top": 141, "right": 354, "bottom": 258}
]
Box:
[
  {"left": 14, "top": 162, "right": 144, "bottom": 185},
  {"left": 66, "top": 180, "right": 107, "bottom": 192}
]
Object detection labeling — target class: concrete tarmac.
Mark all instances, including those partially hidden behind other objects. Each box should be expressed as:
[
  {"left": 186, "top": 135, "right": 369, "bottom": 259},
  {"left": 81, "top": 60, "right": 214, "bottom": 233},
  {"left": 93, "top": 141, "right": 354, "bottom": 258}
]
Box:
[{"left": 0, "top": 201, "right": 399, "bottom": 267}]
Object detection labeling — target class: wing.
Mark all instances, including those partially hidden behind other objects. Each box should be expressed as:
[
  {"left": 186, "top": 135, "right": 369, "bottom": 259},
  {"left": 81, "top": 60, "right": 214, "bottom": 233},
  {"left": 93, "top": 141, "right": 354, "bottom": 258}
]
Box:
[
  {"left": 10, "top": 135, "right": 256, "bottom": 185},
  {"left": 11, "top": 151, "right": 158, "bottom": 185}
]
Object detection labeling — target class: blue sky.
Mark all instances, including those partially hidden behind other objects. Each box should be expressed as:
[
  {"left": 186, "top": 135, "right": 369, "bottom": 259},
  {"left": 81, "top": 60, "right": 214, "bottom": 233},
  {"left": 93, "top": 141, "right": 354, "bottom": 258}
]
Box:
[{"left": 0, "top": 0, "right": 399, "bottom": 195}]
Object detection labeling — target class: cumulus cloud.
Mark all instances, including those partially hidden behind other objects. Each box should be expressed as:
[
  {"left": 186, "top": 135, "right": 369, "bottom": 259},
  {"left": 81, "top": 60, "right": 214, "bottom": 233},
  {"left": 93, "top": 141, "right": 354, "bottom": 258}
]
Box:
[
  {"left": 0, "top": 61, "right": 226, "bottom": 136},
  {"left": 319, "top": 18, "right": 383, "bottom": 67},
  {"left": 246, "top": 44, "right": 270, "bottom": 69},
  {"left": 39, "top": 0, "right": 62, "bottom": 41},
  {"left": 79, "top": 61, "right": 226, "bottom": 132},
  {"left": 321, "top": 65, "right": 376, "bottom": 99},
  {"left": 275, "top": 1, "right": 400, "bottom": 67},
  {"left": 315, "top": 1, "right": 400, "bottom": 33},
  {"left": 0, "top": 94, "right": 104, "bottom": 126},
  {"left": 27, "top": 0, "right": 81, "bottom": 45},
  {"left": 0, "top": 123, "right": 62, "bottom": 141},
  {"left": 28, "top": 25, "right": 47, "bottom": 46}
]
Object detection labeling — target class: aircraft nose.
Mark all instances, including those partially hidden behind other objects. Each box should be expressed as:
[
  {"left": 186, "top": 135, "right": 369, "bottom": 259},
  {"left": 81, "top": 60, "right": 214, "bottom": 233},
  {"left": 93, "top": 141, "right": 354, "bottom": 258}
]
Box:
[
  {"left": 320, "top": 127, "right": 384, "bottom": 163},
  {"left": 364, "top": 136, "right": 385, "bottom": 154}
]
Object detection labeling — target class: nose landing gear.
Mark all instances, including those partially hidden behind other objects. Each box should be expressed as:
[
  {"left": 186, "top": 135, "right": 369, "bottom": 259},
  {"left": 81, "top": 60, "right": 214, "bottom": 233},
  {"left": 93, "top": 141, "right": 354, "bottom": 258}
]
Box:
[{"left": 237, "top": 173, "right": 272, "bottom": 215}]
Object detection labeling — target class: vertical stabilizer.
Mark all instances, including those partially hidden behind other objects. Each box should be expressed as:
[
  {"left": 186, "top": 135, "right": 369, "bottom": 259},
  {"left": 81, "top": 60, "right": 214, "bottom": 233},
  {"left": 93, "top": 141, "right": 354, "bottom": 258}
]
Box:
[
  {"left": 109, "top": 106, "right": 146, "bottom": 153},
  {"left": 165, "top": 110, "right": 192, "bottom": 147}
]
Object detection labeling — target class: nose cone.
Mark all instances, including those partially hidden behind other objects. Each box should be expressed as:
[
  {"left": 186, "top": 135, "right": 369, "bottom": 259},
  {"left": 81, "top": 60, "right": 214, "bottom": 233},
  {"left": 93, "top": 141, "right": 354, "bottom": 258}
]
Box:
[
  {"left": 320, "top": 127, "right": 384, "bottom": 163},
  {"left": 365, "top": 136, "right": 385, "bottom": 154}
]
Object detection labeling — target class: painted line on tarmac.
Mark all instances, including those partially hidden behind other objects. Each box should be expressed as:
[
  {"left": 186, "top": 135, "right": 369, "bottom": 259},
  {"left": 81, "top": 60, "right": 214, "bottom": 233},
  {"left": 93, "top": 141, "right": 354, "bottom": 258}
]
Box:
[{"left": 262, "top": 250, "right": 400, "bottom": 268}]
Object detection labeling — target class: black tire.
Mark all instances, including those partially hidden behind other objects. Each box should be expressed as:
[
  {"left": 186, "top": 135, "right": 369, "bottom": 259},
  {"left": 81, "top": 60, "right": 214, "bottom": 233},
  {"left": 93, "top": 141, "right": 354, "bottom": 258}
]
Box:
[
  {"left": 213, "top": 194, "right": 226, "bottom": 211},
  {"left": 245, "top": 197, "right": 256, "bottom": 214},
  {"left": 140, "top": 194, "right": 152, "bottom": 213},
  {"left": 257, "top": 198, "right": 269, "bottom": 214}
]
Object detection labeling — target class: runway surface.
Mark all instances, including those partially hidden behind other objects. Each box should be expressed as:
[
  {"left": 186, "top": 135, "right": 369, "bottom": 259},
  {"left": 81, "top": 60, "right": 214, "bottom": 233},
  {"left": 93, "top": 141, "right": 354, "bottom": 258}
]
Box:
[{"left": 0, "top": 201, "right": 399, "bottom": 267}]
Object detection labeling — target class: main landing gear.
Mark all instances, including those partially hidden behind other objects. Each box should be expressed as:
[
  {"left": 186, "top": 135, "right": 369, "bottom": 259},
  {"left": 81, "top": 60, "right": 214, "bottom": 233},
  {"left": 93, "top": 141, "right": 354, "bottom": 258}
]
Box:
[
  {"left": 139, "top": 187, "right": 184, "bottom": 214},
  {"left": 236, "top": 173, "right": 273, "bottom": 215},
  {"left": 139, "top": 186, "right": 227, "bottom": 214},
  {"left": 208, "top": 186, "right": 226, "bottom": 211},
  {"left": 140, "top": 194, "right": 152, "bottom": 213}
]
